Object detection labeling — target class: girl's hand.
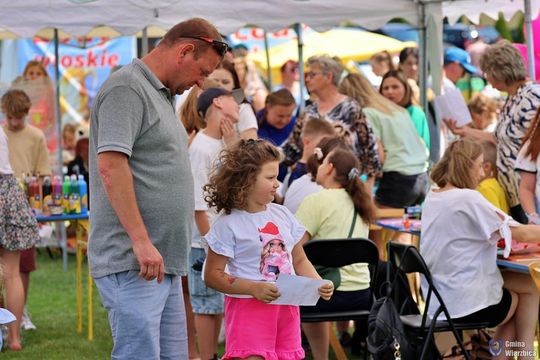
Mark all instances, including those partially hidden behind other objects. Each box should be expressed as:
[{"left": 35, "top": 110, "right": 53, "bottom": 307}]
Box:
[
  {"left": 251, "top": 282, "right": 281, "bottom": 303},
  {"left": 318, "top": 281, "right": 334, "bottom": 301}
]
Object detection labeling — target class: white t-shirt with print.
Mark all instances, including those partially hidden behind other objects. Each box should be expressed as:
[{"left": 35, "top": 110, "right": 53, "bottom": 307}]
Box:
[
  {"left": 420, "top": 188, "right": 516, "bottom": 319},
  {"left": 189, "top": 131, "right": 223, "bottom": 248},
  {"left": 205, "top": 203, "right": 306, "bottom": 297},
  {"left": 515, "top": 139, "right": 540, "bottom": 213}
]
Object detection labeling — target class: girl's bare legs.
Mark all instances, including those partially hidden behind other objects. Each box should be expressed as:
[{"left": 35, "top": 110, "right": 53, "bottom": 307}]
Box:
[{"left": 0, "top": 249, "right": 23, "bottom": 350}]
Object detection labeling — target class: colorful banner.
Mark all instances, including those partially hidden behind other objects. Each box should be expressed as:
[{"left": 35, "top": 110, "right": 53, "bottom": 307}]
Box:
[{"left": 2, "top": 36, "right": 135, "bottom": 153}]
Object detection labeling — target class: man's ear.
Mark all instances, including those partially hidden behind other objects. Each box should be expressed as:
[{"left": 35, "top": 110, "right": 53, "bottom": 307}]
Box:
[{"left": 178, "top": 43, "right": 195, "bottom": 61}]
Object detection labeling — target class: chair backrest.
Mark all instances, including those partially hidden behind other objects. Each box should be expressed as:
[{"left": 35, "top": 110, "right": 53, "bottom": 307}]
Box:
[
  {"left": 387, "top": 242, "right": 454, "bottom": 322},
  {"left": 304, "top": 238, "right": 379, "bottom": 269},
  {"left": 387, "top": 242, "right": 431, "bottom": 277}
]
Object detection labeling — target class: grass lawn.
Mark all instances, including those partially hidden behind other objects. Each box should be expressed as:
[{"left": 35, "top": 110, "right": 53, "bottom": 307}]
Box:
[
  {"left": 1, "top": 250, "right": 112, "bottom": 359},
  {"left": 0, "top": 251, "right": 363, "bottom": 359}
]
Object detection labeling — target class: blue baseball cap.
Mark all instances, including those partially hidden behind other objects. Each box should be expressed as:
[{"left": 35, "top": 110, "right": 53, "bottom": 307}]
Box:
[{"left": 444, "top": 47, "right": 478, "bottom": 74}]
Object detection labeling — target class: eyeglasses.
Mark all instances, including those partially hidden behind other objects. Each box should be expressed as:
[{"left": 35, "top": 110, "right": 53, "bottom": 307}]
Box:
[
  {"left": 182, "top": 36, "right": 230, "bottom": 57},
  {"left": 305, "top": 71, "right": 323, "bottom": 79}
]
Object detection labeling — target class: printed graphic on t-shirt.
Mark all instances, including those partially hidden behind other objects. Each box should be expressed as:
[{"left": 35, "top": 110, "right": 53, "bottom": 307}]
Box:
[{"left": 258, "top": 222, "right": 292, "bottom": 281}]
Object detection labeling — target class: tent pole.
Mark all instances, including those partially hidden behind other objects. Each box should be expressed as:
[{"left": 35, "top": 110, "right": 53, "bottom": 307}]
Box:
[
  {"left": 294, "top": 23, "right": 305, "bottom": 112},
  {"left": 54, "top": 28, "right": 68, "bottom": 272},
  {"left": 525, "top": 0, "right": 536, "bottom": 80},
  {"left": 142, "top": 27, "right": 149, "bottom": 57},
  {"left": 419, "top": 2, "right": 427, "bottom": 112},
  {"left": 53, "top": 29, "right": 62, "bottom": 176},
  {"left": 263, "top": 30, "right": 272, "bottom": 89}
]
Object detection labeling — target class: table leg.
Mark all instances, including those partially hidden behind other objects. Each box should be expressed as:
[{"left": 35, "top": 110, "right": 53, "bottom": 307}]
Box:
[
  {"left": 55, "top": 222, "right": 68, "bottom": 271},
  {"left": 76, "top": 221, "right": 83, "bottom": 333},
  {"left": 88, "top": 267, "right": 93, "bottom": 341}
]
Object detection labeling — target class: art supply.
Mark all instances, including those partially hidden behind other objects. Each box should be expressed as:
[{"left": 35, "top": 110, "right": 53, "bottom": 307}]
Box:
[
  {"left": 42, "top": 176, "right": 52, "bottom": 214},
  {"left": 70, "top": 174, "right": 81, "bottom": 214},
  {"left": 78, "top": 175, "right": 88, "bottom": 215},
  {"left": 62, "top": 175, "right": 71, "bottom": 214}
]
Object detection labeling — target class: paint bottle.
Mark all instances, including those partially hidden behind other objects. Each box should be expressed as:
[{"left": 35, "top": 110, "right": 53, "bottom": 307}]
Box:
[
  {"left": 70, "top": 174, "right": 81, "bottom": 214},
  {"left": 29, "top": 176, "right": 41, "bottom": 215},
  {"left": 78, "top": 175, "right": 88, "bottom": 215},
  {"left": 62, "top": 175, "right": 71, "bottom": 214},
  {"left": 42, "top": 176, "right": 52, "bottom": 215}
]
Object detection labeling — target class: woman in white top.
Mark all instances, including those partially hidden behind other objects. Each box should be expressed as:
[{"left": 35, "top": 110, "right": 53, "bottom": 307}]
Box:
[
  {"left": 422, "top": 138, "right": 540, "bottom": 355},
  {"left": 0, "top": 126, "right": 39, "bottom": 350}
]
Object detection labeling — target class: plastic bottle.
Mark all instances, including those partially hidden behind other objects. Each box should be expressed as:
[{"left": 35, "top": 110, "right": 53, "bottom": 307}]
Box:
[
  {"left": 62, "top": 175, "right": 71, "bottom": 214},
  {"left": 29, "top": 177, "right": 41, "bottom": 215},
  {"left": 52, "top": 175, "right": 63, "bottom": 207},
  {"left": 78, "top": 175, "right": 88, "bottom": 215},
  {"left": 70, "top": 174, "right": 81, "bottom": 214},
  {"left": 42, "top": 176, "right": 52, "bottom": 215}
]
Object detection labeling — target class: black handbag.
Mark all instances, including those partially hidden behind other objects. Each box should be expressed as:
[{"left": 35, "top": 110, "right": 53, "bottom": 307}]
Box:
[{"left": 314, "top": 210, "right": 357, "bottom": 289}]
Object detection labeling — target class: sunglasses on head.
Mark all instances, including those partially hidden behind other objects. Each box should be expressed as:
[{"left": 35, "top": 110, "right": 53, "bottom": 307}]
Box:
[{"left": 182, "top": 35, "right": 229, "bottom": 57}]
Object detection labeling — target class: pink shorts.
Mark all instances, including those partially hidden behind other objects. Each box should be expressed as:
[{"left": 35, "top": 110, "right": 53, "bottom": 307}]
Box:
[{"left": 222, "top": 296, "right": 304, "bottom": 360}]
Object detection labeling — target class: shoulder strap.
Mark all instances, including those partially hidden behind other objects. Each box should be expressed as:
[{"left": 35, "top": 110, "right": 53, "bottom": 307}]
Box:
[{"left": 347, "top": 210, "right": 357, "bottom": 238}]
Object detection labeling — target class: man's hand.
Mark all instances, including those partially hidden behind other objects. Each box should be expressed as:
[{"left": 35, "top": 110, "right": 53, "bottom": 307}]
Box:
[
  {"left": 250, "top": 282, "right": 281, "bottom": 303},
  {"left": 133, "top": 240, "right": 165, "bottom": 283}
]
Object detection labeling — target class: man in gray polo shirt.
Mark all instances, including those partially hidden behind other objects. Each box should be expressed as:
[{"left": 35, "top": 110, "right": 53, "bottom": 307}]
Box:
[{"left": 89, "top": 18, "right": 226, "bottom": 359}]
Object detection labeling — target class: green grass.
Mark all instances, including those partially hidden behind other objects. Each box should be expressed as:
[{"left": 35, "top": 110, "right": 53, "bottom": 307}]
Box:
[{"left": 2, "top": 251, "right": 112, "bottom": 359}]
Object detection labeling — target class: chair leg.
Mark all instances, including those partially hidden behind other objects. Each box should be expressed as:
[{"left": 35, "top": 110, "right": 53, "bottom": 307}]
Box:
[
  {"left": 447, "top": 327, "right": 470, "bottom": 360},
  {"left": 329, "top": 323, "right": 348, "bottom": 360}
]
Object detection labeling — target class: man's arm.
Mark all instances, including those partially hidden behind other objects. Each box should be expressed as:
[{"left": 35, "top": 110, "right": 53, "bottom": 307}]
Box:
[{"left": 97, "top": 151, "right": 164, "bottom": 283}]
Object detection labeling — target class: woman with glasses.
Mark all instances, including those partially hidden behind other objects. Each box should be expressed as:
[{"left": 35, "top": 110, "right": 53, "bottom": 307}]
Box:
[{"left": 281, "top": 55, "right": 381, "bottom": 191}]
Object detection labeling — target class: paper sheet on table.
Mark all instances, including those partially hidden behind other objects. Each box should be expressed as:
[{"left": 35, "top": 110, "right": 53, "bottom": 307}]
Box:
[
  {"left": 433, "top": 89, "right": 472, "bottom": 127},
  {"left": 271, "top": 274, "right": 328, "bottom": 306}
]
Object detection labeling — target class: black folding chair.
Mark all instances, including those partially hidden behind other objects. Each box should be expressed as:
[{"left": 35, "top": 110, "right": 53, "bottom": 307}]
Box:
[
  {"left": 387, "top": 242, "right": 492, "bottom": 360},
  {"left": 300, "top": 238, "right": 379, "bottom": 358}
]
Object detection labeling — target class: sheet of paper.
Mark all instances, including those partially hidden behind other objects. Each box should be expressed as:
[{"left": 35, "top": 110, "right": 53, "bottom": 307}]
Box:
[
  {"left": 271, "top": 274, "right": 328, "bottom": 306},
  {"left": 433, "top": 88, "right": 472, "bottom": 127}
]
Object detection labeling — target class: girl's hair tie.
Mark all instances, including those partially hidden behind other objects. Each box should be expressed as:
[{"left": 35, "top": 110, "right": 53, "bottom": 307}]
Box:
[
  {"left": 314, "top": 147, "right": 323, "bottom": 161},
  {"left": 348, "top": 167, "right": 360, "bottom": 181}
]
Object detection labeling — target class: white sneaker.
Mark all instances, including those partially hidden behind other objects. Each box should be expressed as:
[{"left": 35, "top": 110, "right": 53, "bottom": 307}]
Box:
[{"left": 21, "top": 308, "right": 36, "bottom": 331}]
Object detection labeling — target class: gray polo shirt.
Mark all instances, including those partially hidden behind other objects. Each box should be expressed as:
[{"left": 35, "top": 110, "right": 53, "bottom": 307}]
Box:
[{"left": 88, "top": 59, "right": 194, "bottom": 278}]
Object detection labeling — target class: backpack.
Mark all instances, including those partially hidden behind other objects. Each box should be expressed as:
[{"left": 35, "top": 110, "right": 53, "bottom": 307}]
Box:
[{"left": 367, "top": 295, "right": 412, "bottom": 359}]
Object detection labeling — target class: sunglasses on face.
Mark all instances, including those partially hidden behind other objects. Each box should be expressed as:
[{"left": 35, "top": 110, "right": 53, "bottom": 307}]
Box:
[{"left": 182, "top": 35, "right": 230, "bottom": 57}]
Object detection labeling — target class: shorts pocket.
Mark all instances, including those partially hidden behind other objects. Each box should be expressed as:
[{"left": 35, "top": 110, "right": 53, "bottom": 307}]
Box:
[{"left": 188, "top": 249, "right": 219, "bottom": 297}]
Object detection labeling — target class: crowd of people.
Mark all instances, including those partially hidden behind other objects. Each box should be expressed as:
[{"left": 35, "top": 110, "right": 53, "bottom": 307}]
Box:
[{"left": 2, "top": 15, "right": 540, "bottom": 360}]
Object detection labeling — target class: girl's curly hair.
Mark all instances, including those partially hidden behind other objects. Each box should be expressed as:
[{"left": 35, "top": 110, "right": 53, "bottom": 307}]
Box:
[{"left": 204, "top": 139, "right": 281, "bottom": 214}]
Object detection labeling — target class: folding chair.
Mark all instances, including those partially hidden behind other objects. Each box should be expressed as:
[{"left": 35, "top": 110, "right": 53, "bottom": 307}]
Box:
[
  {"left": 387, "top": 242, "right": 492, "bottom": 360},
  {"left": 301, "top": 238, "right": 379, "bottom": 360}
]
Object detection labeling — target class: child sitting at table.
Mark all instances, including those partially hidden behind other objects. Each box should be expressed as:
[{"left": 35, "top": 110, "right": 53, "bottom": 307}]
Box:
[
  {"left": 295, "top": 146, "right": 377, "bottom": 359},
  {"left": 477, "top": 140, "right": 509, "bottom": 213},
  {"left": 279, "top": 116, "right": 335, "bottom": 193},
  {"left": 516, "top": 108, "right": 540, "bottom": 224},
  {"left": 421, "top": 138, "right": 540, "bottom": 356}
]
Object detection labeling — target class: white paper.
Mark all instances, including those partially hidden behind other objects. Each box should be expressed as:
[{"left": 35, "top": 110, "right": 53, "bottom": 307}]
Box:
[
  {"left": 271, "top": 274, "right": 328, "bottom": 306},
  {"left": 434, "top": 88, "right": 472, "bottom": 127}
]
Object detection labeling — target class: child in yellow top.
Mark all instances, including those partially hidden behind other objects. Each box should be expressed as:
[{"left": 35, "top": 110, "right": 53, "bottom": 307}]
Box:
[{"left": 476, "top": 140, "right": 509, "bottom": 213}]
